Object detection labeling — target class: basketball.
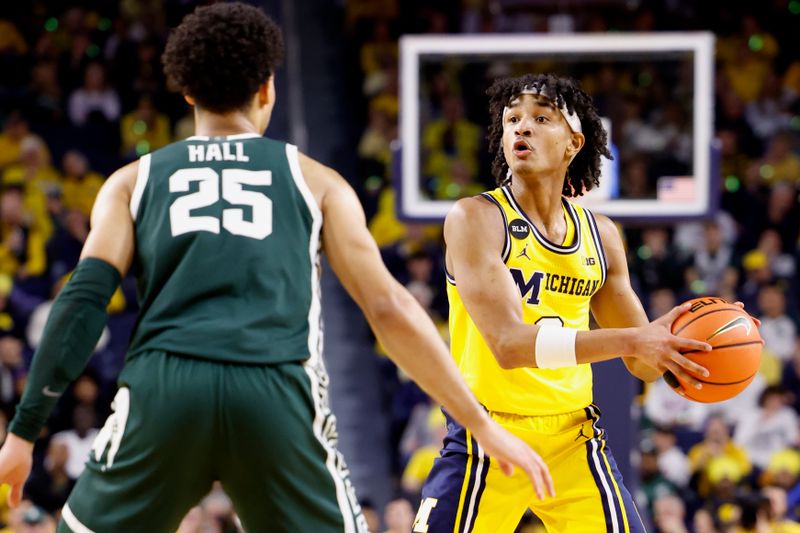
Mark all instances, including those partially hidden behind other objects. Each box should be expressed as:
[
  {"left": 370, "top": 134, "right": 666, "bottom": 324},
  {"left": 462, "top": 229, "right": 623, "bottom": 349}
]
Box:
[{"left": 668, "top": 297, "right": 763, "bottom": 403}]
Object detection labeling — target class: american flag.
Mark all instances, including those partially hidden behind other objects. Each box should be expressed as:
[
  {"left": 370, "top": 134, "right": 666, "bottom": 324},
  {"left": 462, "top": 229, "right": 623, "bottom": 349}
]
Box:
[{"left": 657, "top": 176, "right": 695, "bottom": 202}]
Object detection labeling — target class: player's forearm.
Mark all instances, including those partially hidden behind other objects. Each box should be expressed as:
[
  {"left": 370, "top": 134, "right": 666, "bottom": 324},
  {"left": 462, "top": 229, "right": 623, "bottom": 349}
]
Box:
[
  {"left": 364, "top": 285, "right": 492, "bottom": 432},
  {"left": 495, "top": 324, "right": 640, "bottom": 369},
  {"left": 9, "top": 258, "right": 119, "bottom": 442}
]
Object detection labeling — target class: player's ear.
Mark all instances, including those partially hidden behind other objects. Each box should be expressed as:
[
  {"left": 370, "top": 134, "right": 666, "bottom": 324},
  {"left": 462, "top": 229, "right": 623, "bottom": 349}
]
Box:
[
  {"left": 183, "top": 94, "right": 196, "bottom": 106},
  {"left": 258, "top": 76, "right": 275, "bottom": 107},
  {"left": 565, "top": 131, "right": 584, "bottom": 163}
]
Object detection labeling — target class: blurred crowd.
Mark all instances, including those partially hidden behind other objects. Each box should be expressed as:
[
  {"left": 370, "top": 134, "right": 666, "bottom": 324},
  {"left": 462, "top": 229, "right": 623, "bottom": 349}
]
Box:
[{"left": 0, "top": 0, "right": 798, "bottom": 531}]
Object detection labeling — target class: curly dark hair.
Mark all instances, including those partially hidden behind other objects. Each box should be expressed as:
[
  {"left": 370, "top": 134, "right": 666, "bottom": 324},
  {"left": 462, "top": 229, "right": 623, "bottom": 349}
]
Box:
[
  {"left": 486, "top": 73, "right": 612, "bottom": 197},
  {"left": 162, "top": 2, "right": 284, "bottom": 113}
]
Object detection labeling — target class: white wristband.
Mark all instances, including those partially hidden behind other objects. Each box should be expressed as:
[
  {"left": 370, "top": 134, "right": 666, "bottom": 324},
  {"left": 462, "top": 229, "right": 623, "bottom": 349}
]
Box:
[{"left": 534, "top": 325, "right": 578, "bottom": 369}]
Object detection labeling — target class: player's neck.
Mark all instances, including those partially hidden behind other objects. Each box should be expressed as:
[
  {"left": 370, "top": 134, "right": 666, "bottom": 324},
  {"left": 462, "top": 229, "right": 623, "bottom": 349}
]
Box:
[
  {"left": 509, "top": 174, "right": 566, "bottom": 231},
  {"left": 193, "top": 108, "right": 262, "bottom": 138}
]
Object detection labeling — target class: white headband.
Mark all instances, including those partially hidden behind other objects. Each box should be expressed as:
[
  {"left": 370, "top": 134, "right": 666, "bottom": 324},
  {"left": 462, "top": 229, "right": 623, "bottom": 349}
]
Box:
[{"left": 502, "top": 85, "right": 582, "bottom": 133}]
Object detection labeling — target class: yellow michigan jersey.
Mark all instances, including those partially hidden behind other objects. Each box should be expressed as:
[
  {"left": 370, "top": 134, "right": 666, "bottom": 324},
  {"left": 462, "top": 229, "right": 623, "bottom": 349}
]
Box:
[
  {"left": 415, "top": 185, "right": 646, "bottom": 533},
  {"left": 446, "top": 185, "right": 607, "bottom": 416}
]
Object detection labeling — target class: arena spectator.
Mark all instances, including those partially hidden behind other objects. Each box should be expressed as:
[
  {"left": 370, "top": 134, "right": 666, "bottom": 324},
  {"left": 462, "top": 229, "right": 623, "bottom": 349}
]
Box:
[
  {"left": 0, "top": 336, "right": 24, "bottom": 415},
  {"left": 60, "top": 150, "right": 104, "bottom": 218},
  {"left": 2, "top": 135, "right": 60, "bottom": 238},
  {"left": 358, "top": 99, "right": 396, "bottom": 171},
  {"left": 28, "top": 61, "right": 64, "bottom": 123},
  {"left": 753, "top": 228, "right": 796, "bottom": 281},
  {"left": 757, "top": 131, "right": 800, "bottom": 186},
  {"left": 360, "top": 21, "right": 397, "bottom": 97},
  {"left": 421, "top": 96, "right": 480, "bottom": 199},
  {"left": 0, "top": 113, "right": 30, "bottom": 170},
  {"left": 760, "top": 485, "right": 800, "bottom": 532},
  {"left": 23, "top": 440, "right": 75, "bottom": 514},
  {"left": 781, "top": 340, "right": 800, "bottom": 415},
  {"left": 639, "top": 446, "right": 678, "bottom": 517},
  {"left": 401, "top": 406, "right": 447, "bottom": 495},
  {"left": 630, "top": 227, "right": 685, "bottom": 294},
  {"left": 745, "top": 73, "right": 793, "bottom": 142},
  {"left": 644, "top": 377, "right": 710, "bottom": 432},
  {"left": 119, "top": 94, "right": 171, "bottom": 160},
  {"left": 652, "top": 493, "right": 689, "bottom": 533},
  {"left": 764, "top": 449, "right": 800, "bottom": 492},
  {"left": 652, "top": 425, "right": 691, "bottom": 488},
  {"left": 0, "top": 185, "right": 48, "bottom": 282},
  {"left": 691, "top": 508, "right": 717, "bottom": 533},
  {"left": 358, "top": 499, "right": 381, "bottom": 533},
  {"left": 764, "top": 182, "right": 800, "bottom": 253},
  {"left": 734, "top": 386, "right": 800, "bottom": 470},
  {"left": 738, "top": 249, "right": 773, "bottom": 311},
  {"left": 758, "top": 284, "right": 797, "bottom": 362},
  {"left": 383, "top": 497, "right": 414, "bottom": 533},
  {"left": 688, "top": 415, "right": 751, "bottom": 498},
  {"left": 718, "top": 15, "right": 779, "bottom": 103},
  {"left": 16, "top": 503, "right": 56, "bottom": 533},
  {"left": 67, "top": 62, "right": 120, "bottom": 127},
  {"left": 50, "top": 405, "right": 98, "bottom": 479},
  {"left": 687, "top": 220, "right": 733, "bottom": 295},
  {"left": 704, "top": 456, "right": 745, "bottom": 509}
]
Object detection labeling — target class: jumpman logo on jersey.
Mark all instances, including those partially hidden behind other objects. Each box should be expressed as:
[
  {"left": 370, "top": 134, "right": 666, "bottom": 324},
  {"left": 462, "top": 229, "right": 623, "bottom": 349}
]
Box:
[
  {"left": 575, "top": 424, "right": 591, "bottom": 441},
  {"left": 517, "top": 245, "right": 531, "bottom": 260}
]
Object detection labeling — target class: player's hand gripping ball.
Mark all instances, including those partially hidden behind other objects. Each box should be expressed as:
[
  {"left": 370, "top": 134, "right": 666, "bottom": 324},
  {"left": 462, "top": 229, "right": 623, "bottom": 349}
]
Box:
[{"left": 667, "top": 297, "right": 763, "bottom": 402}]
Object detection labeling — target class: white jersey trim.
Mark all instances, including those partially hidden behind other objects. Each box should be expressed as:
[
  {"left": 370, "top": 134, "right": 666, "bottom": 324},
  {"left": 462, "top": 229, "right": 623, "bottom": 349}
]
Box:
[
  {"left": 62, "top": 504, "right": 96, "bottom": 533},
  {"left": 587, "top": 405, "right": 622, "bottom": 533},
  {"left": 287, "top": 143, "right": 358, "bottom": 532},
  {"left": 185, "top": 133, "right": 261, "bottom": 141},
  {"left": 129, "top": 153, "right": 151, "bottom": 221},
  {"left": 285, "top": 143, "right": 323, "bottom": 365},
  {"left": 463, "top": 439, "right": 486, "bottom": 531}
]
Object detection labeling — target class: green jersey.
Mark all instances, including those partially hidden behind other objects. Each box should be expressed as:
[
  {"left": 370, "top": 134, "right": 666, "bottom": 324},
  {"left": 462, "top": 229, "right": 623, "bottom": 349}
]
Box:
[{"left": 127, "top": 134, "right": 321, "bottom": 365}]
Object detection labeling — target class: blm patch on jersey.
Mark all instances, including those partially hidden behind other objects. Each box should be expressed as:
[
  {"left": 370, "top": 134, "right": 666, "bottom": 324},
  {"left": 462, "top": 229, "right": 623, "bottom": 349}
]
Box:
[{"left": 509, "top": 219, "right": 530, "bottom": 239}]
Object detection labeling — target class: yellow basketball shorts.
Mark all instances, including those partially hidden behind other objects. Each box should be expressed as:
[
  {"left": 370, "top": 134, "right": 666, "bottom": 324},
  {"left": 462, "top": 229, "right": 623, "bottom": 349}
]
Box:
[{"left": 413, "top": 404, "right": 646, "bottom": 533}]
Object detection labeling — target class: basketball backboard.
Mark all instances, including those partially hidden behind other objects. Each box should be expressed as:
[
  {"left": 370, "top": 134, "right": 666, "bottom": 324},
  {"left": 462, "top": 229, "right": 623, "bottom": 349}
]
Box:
[{"left": 398, "top": 33, "right": 716, "bottom": 222}]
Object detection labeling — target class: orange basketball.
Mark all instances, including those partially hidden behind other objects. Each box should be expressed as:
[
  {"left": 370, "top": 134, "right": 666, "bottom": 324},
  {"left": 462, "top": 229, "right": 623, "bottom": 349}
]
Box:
[{"left": 667, "top": 297, "right": 763, "bottom": 403}]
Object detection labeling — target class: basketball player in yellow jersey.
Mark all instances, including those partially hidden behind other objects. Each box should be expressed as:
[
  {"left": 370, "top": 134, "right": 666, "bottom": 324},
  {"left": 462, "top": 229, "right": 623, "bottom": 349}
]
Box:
[{"left": 413, "top": 74, "right": 714, "bottom": 533}]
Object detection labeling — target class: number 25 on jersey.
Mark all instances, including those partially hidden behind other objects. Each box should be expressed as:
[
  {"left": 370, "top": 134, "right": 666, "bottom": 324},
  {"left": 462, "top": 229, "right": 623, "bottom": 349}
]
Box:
[{"left": 169, "top": 168, "right": 272, "bottom": 240}]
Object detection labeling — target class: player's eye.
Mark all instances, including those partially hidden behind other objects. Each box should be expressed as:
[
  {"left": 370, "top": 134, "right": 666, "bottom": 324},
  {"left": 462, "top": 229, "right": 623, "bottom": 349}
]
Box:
[
  {"left": 536, "top": 116, "right": 548, "bottom": 123},
  {"left": 508, "top": 116, "right": 519, "bottom": 123}
]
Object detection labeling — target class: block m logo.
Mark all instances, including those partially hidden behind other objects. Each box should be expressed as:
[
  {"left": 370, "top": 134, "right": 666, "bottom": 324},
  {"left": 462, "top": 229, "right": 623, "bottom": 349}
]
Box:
[{"left": 510, "top": 269, "right": 544, "bottom": 305}]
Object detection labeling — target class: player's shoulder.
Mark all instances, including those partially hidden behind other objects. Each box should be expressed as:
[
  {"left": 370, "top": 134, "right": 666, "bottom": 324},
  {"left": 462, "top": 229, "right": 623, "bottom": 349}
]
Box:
[
  {"left": 447, "top": 193, "right": 499, "bottom": 224},
  {"left": 296, "top": 150, "right": 349, "bottom": 196},
  {"left": 294, "top": 150, "right": 355, "bottom": 216},
  {"left": 297, "top": 151, "right": 342, "bottom": 184},
  {"left": 444, "top": 193, "right": 506, "bottom": 244},
  {"left": 105, "top": 159, "right": 140, "bottom": 194}
]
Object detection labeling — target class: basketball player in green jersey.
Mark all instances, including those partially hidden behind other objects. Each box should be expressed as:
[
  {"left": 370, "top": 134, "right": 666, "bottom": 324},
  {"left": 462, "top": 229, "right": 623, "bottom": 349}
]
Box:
[{"left": 0, "top": 4, "right": 552, "bottom": 532}]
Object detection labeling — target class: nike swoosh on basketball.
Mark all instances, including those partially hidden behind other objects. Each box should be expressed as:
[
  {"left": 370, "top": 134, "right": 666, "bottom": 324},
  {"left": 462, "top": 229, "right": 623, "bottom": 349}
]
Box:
[
  {"left": 41, "top": 386, "right": 62, "bottom": 398},
  {"left": 706, "top": 316, "right": 752, "bottom": 341}
]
